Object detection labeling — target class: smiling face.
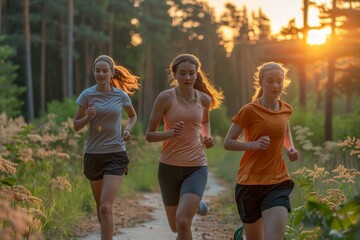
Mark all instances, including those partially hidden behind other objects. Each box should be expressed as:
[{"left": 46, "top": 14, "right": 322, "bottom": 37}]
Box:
[
  {"left": 93, "top": 60, "right": 113, "bottom": 88},
  {"left": 174, "top": 61, "right": 197, "bottom": 89},
  {"left": 260, "top": 68, "right": 284, "bottom": 100}
]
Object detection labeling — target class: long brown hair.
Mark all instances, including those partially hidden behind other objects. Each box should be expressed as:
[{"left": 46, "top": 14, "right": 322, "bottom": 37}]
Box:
[
  {"left": 93, "top": 55, "right": 140, "bottom": 95},
  {"left": 252, "top": 61, "right": 291, "bottom": 101},
  {"left": 169, "top": 53, "right": 224, "bottom": 110}
]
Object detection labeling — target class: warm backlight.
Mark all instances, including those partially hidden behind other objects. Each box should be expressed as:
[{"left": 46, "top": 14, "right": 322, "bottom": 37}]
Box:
[{"left": 306, "top": 28, "right": 330, "bottom": 45}]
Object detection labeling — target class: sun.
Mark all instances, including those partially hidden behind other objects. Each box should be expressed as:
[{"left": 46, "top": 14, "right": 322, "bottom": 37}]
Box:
[
  {"left": 306, "top": 5, "right": 331, "bottom": 45},
  {"left": 306, "top": 28, "right": 331, "bottom": 45}
]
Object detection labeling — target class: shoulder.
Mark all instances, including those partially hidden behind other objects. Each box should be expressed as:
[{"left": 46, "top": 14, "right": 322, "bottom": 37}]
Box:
[
  {"left": 279, "top": 100, "right": 293, "bottom": 112},
  {"left": 197, "top": 90, "right": 211, "bottom": 107},
  {"left": 78, "top": 86, "right": 95, "bottom": 99},
  {"left": 157, "top": 88, "right": 173, "bottom": 102},
  {"left": 242, "top": 101, "right": 257, "bottom": 111},
  {"left": 113, "top": 87, "right": 126, "bottom": 95},
  {"left": 81, "top": 86, "right": 96, "bottom": 94}
]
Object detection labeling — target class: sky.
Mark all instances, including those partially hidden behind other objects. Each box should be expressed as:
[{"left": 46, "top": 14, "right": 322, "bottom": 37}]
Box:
[{"left": 206, "top": 0, "right": 316, "bottom": 35}]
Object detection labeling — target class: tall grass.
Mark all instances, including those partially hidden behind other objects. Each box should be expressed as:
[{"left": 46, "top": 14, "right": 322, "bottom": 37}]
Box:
[
  {"left": 0, "top": 112, "right": 163, "bottom": 239},
  {"left": 120, "top": 138, "right": 161, "bottom": 194}
]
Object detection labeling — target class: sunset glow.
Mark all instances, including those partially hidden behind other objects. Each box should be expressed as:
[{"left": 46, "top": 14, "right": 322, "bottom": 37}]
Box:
[
  {"left": 306, "top": 28, "right": 331, "bottom": 45},
  {"left": 306, "top": 29, "right": 327, "bottom": 45}
]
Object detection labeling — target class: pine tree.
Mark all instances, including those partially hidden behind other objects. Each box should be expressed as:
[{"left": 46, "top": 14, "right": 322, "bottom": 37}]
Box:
[{"left": 0, "top": 36, "right": 25, "bottom": 117}]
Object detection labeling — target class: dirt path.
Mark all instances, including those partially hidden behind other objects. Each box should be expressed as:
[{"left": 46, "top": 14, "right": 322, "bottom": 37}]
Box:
[{"left": 74, "top": 172, "right": 234, "bottom": 240}]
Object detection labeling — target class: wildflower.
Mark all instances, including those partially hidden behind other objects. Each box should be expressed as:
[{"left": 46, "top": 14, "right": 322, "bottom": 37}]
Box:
[
  {"left": 308, "top": 164, "right": 329, "bottom": 181},
  {"left": 0, "top": 156, "right": 17, "bottom": 174},
  {"left": 322, "top": 178, "right": 340, "bottom": 185},
  {"left": 27, "top": 208, "right": 47, "bottom": 220},
  {"left": 322, "top": 188, "right": 346, "bottom": 211},
  {"left": 338, "top": 136, "right": 354, "bottom": 148},
  {"left": 28, "top": 134, "right": 43, "bottom": 142},
  {"left": 50, "top": 176, "right": 72, "bottom": 192},
  {"left": 0, "top": 200, "right": 34, "bottom": 235},
  {"left": 19, "top": 147, "right": 33, "bottom": 163},
  {"left": 1, "top": 185, "right": 41, "bottom": 205},
  {"left": 349, "top": 150, "right": 360, "bottom": 159},
  {"left": 332, "top": 164, "right": 359, "bottom": 183},
  {"left": 57, "top": 152, "right": 70, "bottom": 160}
]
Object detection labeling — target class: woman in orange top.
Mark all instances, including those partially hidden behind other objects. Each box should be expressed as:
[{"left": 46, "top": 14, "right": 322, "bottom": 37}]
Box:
[
  {"left": 146, "top": 53, "right": 223, "bottom": 240},
  {"left": 224, "top": 62, "right": 299, "bottom": 240}
]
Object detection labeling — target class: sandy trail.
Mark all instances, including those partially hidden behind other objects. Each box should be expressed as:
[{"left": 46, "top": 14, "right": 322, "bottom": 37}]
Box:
[{"left": 76, "top": 171, "right": 225, "bottom": 240}]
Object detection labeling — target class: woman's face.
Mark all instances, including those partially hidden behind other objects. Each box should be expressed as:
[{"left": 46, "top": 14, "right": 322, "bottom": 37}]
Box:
[
  {"left": 93, "top": 61, "right": 113, "bottom": 87},
  {"left": 175, "top": 61, "right": 197, "bottom": 89},
  {"left": 261, "top": 68, "right": 284, "bottom": 99}
]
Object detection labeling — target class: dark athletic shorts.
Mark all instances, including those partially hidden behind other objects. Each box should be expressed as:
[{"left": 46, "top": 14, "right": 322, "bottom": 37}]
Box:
[
  {"left": 235, "top": 180, "right": 294, "bottom": 223},
  {"left": 83, "top": 151, "right": 129, "bottom": 181},
  {"left": 158, "top": 162, "right": 208, "bottom": 206}
]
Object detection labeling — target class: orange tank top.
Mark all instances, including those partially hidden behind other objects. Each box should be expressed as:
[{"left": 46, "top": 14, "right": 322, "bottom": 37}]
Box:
[{"left": 159, "top": 88, "right": 207, "bottom": 166}]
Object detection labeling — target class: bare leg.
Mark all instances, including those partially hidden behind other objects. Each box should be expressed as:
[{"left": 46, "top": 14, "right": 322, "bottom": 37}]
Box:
[
  {"left": 175, "top": 193, "right": 201, "bottom": 240},
  {"left": 89, "top": 175, "right": 124, "bottom": 240},
  {"left": 89, "top": 179, "right": 103, "bottom": 223},
  {"left": 262, "top": 206, "right": 288, "bottom": 240},
  {"left": 243, "top": 218, "right": 264, "bottom": 240},
  {"left": 164, "top": 205, "right": 178, "bottom": 233}
]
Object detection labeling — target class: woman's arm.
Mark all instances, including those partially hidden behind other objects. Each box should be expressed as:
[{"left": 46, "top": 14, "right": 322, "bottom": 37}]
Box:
[
  {"left": 283, "top": 123, "right": 294, "bottom": 150},
  {"left": 122, "top": 104, "right": 137, "bottom": 141},
  {"left": 283, "top": 122, "right": 299, "bottom": 162},
  {"left": 200, "top": 93, "right": 213, "bottom": 148},
  {"left": 73, "top": 106, "right": 91, "bottom": 131},
  {"left": 146, "top": 92, "right": 183, "bottom": 142},
  {"left": 224, "top": 123, "right": 270, "bottom": 151}
]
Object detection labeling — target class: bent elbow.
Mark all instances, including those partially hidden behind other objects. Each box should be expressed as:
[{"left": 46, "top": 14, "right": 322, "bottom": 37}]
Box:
[
  {"left": 73, "top": 123, "right": 81, "bottom": 132},
  {"left": 145, "top": 134, "right": 152, "bottom": 142},
  {"left": 223, "top": 140, "right": 231, "bottom": 150}
]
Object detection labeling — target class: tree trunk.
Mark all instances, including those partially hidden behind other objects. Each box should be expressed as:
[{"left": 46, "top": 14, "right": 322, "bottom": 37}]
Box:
[
  {"left": 325, "top": 57, "right": 334, "bottom": 141},
  {"left": 298, "top": 63, "right": 306, "bottom": 106},
  {"left": 60, "top": 13, "right": 67, "bottom": 100},
  {"left": 108, "top": 11, "right": 114, "bottom": 56},
  {"left": 142, "top": 45, "right": 154, "bottom": 126},
  {"left": 40, "top": 0, "right": 47, "bottom": 114},
  {"left": 299, "top": 0, "right": 309, "bottom": 107},
  {"left": 324, "top": 0, "right": 337, "bottom": 141},
  {"left": 231, "top": 45, "right": 241, "bottom": 114},
  {"left": 67, "top": 0, "right": 74, "bottom": 98},
  {"left": 23, "top": 0, "right": 34, "bottom": 121},
  {"left": 0, "top": 0, "right": 2, "bottom": 32},
  {"left": 240, "top": 43, "right": 248, "bottom": 106}
]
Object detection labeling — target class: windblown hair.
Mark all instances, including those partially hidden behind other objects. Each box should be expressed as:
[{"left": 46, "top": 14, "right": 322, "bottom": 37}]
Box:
[
  {"left": 93, "top": 55, "right": 140, "bottom": 95},
  {"left": 252, "top": 61, "right": 291, "bottom": 101},
  {"left": 169, "top": 53, "right": 224, "bottom": 110}
]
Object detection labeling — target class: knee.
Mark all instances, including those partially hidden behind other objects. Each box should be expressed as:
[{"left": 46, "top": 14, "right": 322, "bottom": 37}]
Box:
[
  {"left": 99, "top": 203, "right": 112, "bottom": 216},
  {"left": 176, "top": 215, "right": 191, "bottom": 230}
]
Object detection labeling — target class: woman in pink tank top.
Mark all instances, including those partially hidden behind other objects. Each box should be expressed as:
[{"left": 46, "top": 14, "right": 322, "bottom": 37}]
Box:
[{"left": 146, "top": 54, "right": 224, "bottom": 240}]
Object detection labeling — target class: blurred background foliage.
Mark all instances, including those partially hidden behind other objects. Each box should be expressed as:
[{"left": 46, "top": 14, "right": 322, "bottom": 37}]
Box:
[{"left": 1, "top": 0, "right": 360, "bottom": 239}]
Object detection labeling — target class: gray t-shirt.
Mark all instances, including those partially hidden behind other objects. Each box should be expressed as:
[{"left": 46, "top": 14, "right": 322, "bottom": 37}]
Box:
[{"left": 76, "top": 85, "right": 131, "bottom": 154}]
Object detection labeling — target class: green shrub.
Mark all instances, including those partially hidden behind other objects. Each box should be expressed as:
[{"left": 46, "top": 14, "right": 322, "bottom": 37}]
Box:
[{"left": 210, "top": 106, "right": 231, "bottom": 137}]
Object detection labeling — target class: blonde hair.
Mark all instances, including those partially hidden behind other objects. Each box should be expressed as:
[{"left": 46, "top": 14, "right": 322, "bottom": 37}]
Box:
[
  {"left": 93, "top": 55, "right": 140, "bottom": 95},
  {"left": 252, "top": 61, "right": 291, "bottom": 101},
  {"left": 169, "top": 53, "right": 224, "bottom": 110}
]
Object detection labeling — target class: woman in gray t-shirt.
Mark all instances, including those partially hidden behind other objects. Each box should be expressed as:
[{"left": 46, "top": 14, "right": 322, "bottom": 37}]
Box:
[{"left": 74, "top": 55, "right": 140, "bottom": 240}]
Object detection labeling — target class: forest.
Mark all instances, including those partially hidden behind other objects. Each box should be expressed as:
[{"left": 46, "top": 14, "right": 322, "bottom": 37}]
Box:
[
  {"left": 1, "top": 0, "right": 360, "bottom": 239},
  {"left": 0, "top": 0, "right": 358, "bottom": 140}
]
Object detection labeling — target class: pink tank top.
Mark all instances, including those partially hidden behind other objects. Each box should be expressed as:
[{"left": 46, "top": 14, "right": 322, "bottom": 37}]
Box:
[{"left": 159, "top": 88, "right": 207, "bottom": 166}]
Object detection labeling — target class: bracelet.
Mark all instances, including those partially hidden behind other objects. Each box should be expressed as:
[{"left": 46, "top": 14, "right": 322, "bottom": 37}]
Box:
[{"left": 124, "top": 128, "right": 130, "bottom": 133}]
